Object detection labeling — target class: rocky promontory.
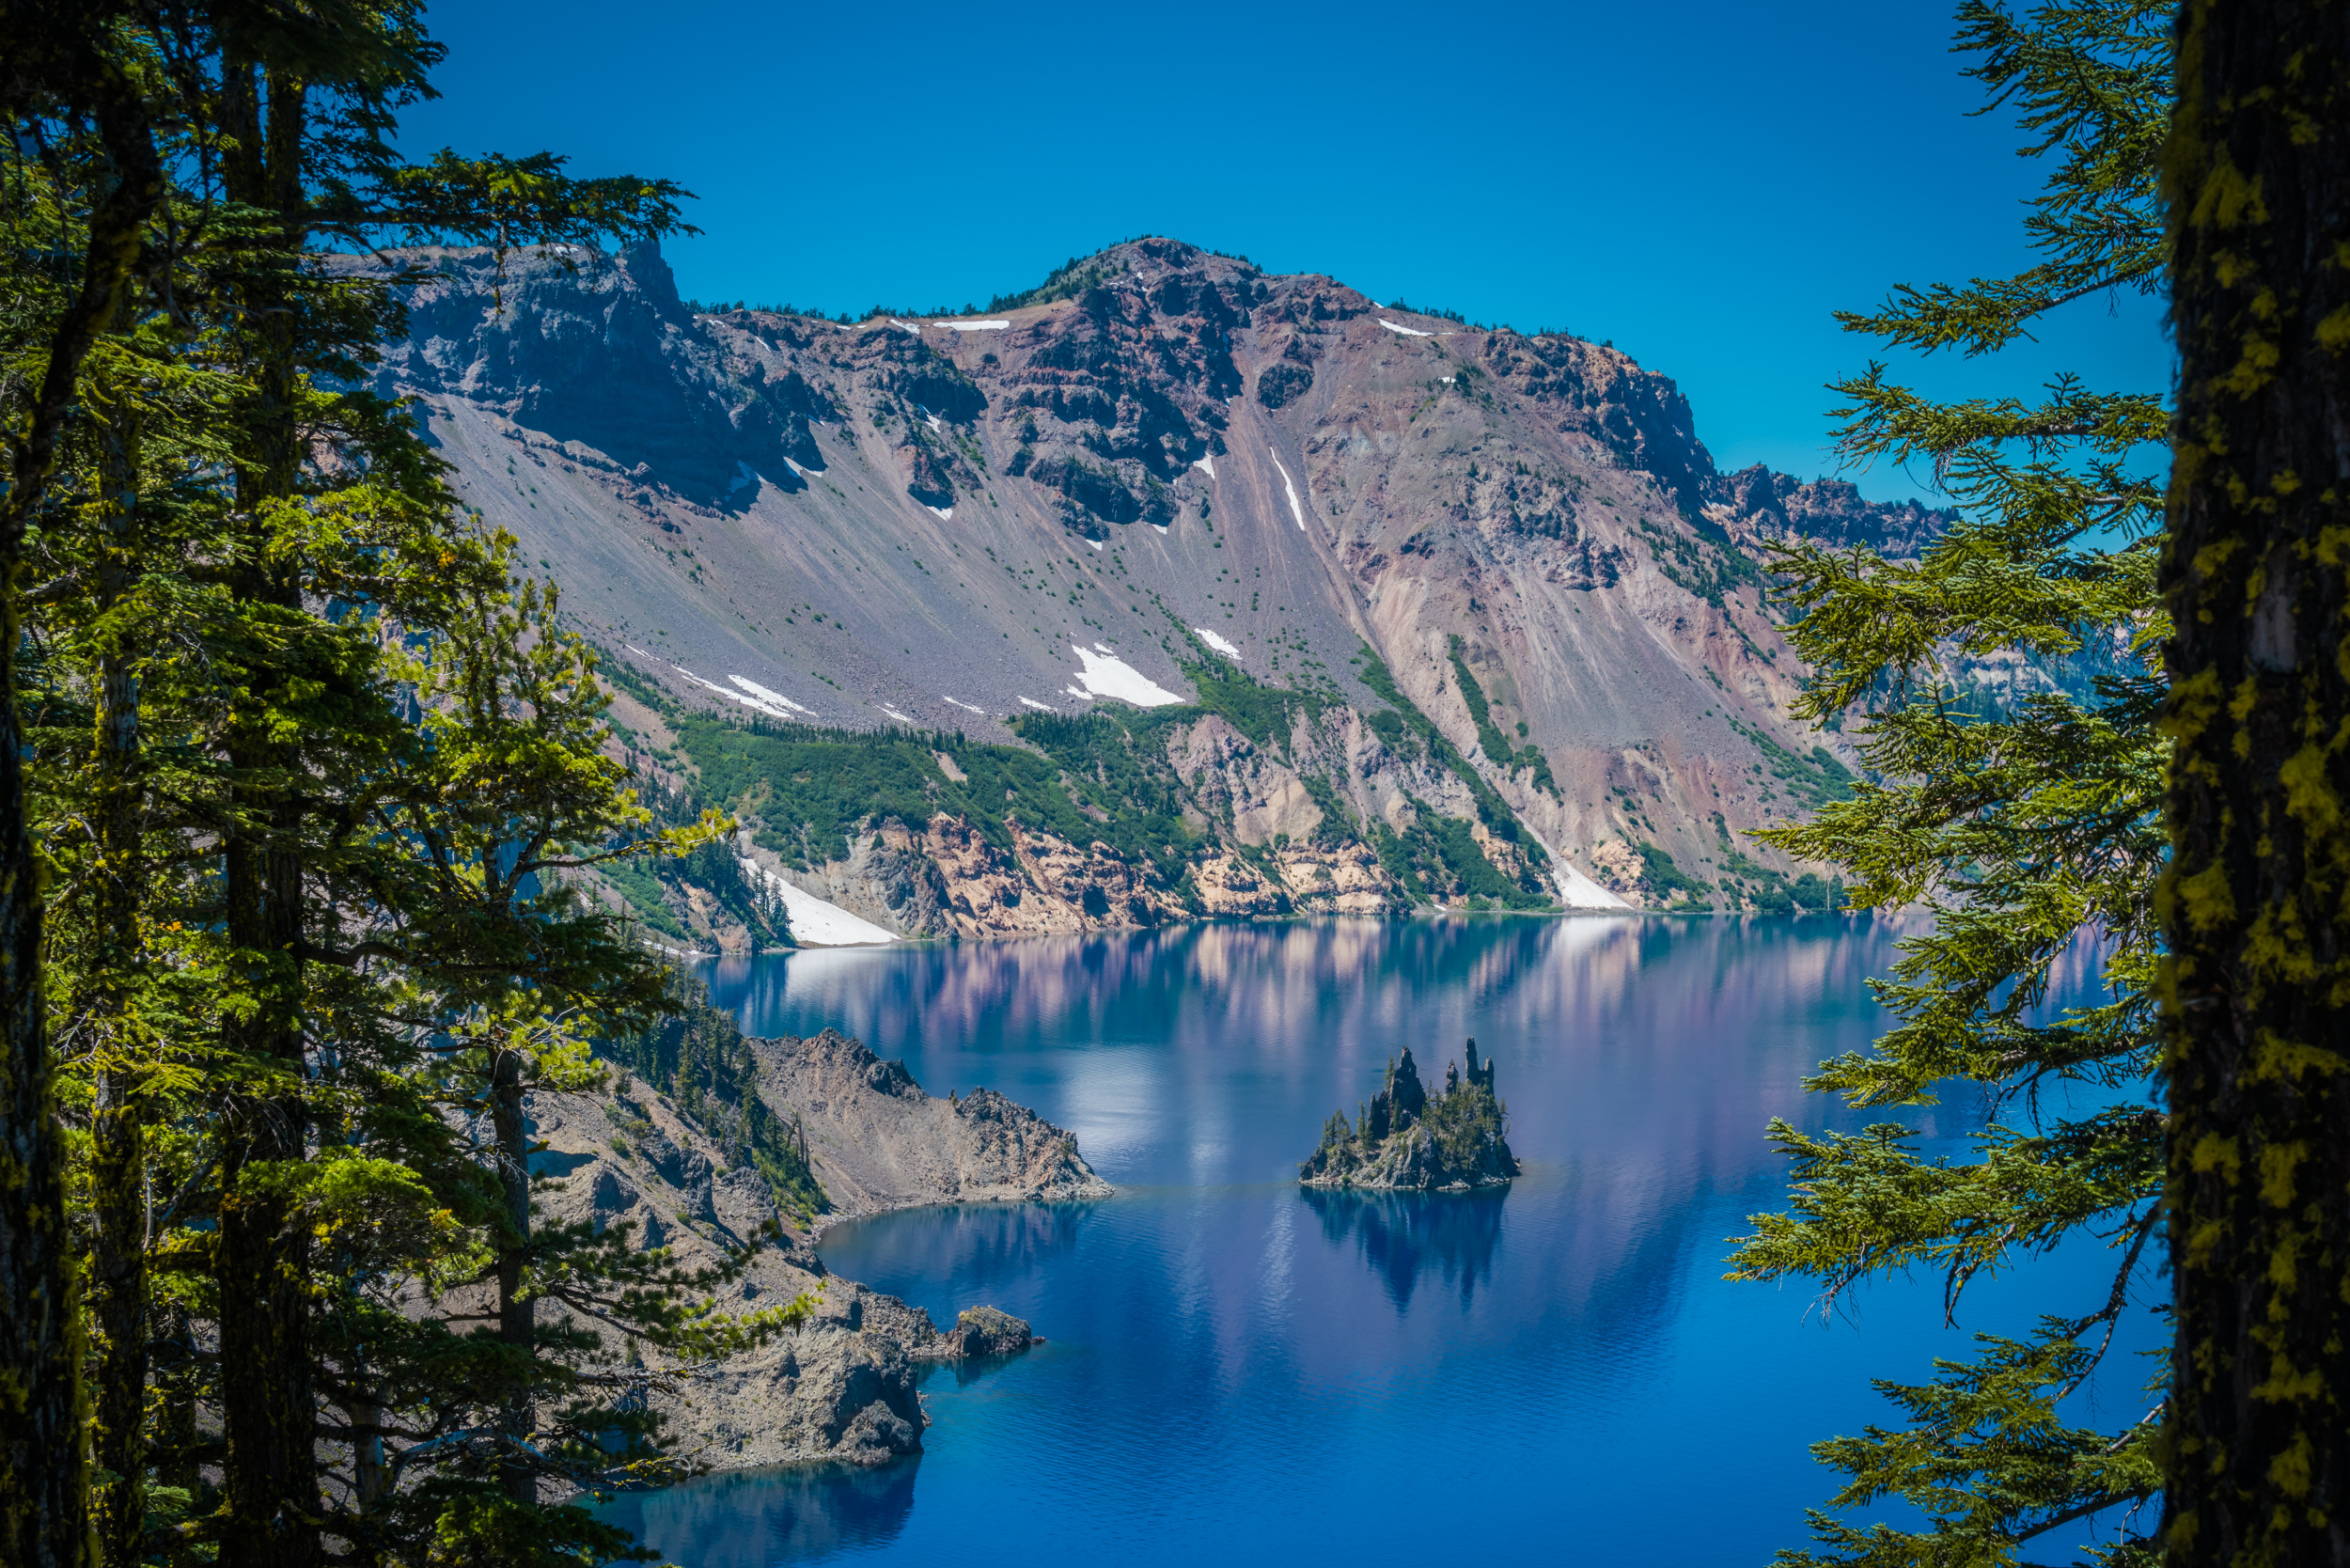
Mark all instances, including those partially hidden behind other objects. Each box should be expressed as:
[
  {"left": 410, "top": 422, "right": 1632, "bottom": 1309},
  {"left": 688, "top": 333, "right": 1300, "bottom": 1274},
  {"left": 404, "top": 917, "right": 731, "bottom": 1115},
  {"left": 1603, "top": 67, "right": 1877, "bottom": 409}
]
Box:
[
  {"left": 1299, "top": 1040, "right": 1518, "bottom": 1190},
  {"left": 527, "top": 1018, "right": 1106, "bottom": 1476}
]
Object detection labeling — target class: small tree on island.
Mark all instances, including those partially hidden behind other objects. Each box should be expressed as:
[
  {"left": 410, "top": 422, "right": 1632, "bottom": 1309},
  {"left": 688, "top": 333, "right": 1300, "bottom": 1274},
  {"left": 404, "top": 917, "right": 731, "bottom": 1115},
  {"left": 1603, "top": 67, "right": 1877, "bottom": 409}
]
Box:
[{"left": 1301, "top": 1041, "right": 1517, "bottom": 1190}]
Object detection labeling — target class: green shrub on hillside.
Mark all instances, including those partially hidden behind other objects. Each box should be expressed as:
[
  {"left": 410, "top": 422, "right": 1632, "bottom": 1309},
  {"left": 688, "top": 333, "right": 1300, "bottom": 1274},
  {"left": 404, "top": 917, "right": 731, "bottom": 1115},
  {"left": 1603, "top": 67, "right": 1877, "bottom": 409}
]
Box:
[
  {"left": 1446, "top": 635, "right": 1559, "bottom": 796},
  {"left": 598, "top": 980, "right": 826, "bottom": 1218},
  {"left": 1634, "top": 842, "right": 1712, "bottom": 907}
]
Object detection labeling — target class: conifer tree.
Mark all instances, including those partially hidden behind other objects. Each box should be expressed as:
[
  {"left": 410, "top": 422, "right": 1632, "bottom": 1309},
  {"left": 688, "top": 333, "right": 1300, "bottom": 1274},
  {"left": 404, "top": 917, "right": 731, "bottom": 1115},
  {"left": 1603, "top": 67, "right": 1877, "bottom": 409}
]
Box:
[
  {"left": 2157, "top": 0, "right": 2350, "bottom": 1558},
  {"left": 0, "top": 5, "right": 799, "bottom": 1563},
  {"left": 1730, "top": 4, "right": 2174, "bottom": 1562}
]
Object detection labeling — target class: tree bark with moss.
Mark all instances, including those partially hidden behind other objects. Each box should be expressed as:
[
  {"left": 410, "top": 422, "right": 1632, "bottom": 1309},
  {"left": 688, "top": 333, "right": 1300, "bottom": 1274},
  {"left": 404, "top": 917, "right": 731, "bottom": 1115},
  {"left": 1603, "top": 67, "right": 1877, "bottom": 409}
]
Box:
[{"left": 2158, "top": 0, "right": 2350, "bottom": 1559}]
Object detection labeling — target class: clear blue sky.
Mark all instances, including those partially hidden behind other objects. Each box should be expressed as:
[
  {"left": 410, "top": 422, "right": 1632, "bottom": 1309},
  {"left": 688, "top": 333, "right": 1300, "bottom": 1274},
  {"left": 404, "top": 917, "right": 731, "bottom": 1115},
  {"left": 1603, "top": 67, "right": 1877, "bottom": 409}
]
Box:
[{"left": 399, "top": 0, "right": 2170, "bottom": 504}]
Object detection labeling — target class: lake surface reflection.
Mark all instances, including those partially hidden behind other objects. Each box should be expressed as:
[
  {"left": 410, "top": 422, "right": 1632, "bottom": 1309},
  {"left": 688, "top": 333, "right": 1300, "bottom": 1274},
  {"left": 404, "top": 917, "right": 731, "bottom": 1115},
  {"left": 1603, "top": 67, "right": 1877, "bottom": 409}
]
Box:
[{"left": 599, "top": 915, "right": 2153, "bottom": 1567}]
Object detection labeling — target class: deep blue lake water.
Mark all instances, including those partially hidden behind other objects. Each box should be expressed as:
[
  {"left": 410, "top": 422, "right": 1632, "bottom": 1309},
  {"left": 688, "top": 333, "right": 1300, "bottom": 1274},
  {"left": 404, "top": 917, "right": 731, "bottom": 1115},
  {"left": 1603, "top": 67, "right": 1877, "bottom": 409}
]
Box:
[{"left": 600, "top": 915, "right": 2160, "bottom": 1567}]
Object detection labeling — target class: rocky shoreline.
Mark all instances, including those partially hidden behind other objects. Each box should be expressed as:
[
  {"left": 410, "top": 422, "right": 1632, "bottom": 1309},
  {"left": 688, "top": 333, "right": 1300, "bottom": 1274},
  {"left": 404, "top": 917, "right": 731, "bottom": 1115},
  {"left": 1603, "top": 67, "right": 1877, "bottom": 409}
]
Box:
[
  {"left": 529, "top": 1027, "right": 1109, "bottom": 1478},
  {"left": 1299, "top": 1041, "right": 1518, "bottom": 1191}
]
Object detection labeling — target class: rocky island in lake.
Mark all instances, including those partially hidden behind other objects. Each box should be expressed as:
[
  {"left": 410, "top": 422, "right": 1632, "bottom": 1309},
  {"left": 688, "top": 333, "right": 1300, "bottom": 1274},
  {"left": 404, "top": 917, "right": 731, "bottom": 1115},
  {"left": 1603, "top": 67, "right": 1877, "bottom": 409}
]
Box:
[{"left": 1299, "top": 1040, "right": 1519, "bottom": 1190}]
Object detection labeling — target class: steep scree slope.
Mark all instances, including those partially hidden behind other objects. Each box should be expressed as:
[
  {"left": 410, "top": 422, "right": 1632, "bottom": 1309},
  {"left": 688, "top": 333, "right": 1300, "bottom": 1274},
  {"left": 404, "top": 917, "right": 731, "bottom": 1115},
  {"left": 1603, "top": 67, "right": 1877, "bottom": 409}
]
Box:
[{"left": 357, "top": 238, "right": 1957, "bottom": 930}]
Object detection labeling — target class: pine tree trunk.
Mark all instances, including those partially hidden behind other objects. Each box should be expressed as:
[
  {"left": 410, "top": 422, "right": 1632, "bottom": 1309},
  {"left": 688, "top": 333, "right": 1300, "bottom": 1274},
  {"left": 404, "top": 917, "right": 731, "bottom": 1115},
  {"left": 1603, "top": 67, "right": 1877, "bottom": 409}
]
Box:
[
  {"left": 492, "top": 1048, "right": 538, "bottom": 1505},
  {"left": 212, "top": 63, "right": 322, "bottom": 1568},
  {"left": 0, "top": 551, "right": 83, "bottom": 1568},
  {"left": 2161, "top": 1, "right": 2350, "bottom": 1560},
  {"left": 0, "top": 32, "right": 161, "bottom": 1568},
  {"left": 85, "top": 414, "right": 149, "bottom": 1568}
]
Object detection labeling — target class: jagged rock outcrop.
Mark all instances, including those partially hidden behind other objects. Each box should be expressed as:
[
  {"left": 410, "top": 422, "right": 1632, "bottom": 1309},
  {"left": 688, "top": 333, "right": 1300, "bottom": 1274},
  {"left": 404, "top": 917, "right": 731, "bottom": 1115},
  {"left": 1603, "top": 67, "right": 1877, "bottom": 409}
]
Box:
[
  {"left": 940, "top": 1305, "right": 1037, "bottom": 1358},
  {"left": 1300, "top": 1041, "right": 1518, "bottom": 1191},
  {"left": 748, "top": 1027, "right": 1113, "bottom": 1220},
  {"left": 522, "top": 1018, "right": 1104, "bottom": 1479}
]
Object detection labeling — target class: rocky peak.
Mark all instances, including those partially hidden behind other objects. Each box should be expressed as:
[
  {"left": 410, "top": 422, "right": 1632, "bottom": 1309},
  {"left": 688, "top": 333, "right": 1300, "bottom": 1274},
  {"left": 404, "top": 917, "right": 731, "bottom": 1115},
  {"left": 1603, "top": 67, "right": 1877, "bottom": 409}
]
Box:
[
  {"left": 1708, "top": 463, "right": 1959, "bottom": 557},
  {"left": 1302, "top": 1039, "right": 1518, "bottom": 1191}
]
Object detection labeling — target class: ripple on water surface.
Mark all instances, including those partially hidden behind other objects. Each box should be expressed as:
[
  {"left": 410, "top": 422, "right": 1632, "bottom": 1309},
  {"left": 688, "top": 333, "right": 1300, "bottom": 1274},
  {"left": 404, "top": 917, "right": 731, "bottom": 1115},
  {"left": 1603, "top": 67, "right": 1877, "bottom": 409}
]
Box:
[{"left": 598, "top": 916, "right": 2159, "bottom": 1567}]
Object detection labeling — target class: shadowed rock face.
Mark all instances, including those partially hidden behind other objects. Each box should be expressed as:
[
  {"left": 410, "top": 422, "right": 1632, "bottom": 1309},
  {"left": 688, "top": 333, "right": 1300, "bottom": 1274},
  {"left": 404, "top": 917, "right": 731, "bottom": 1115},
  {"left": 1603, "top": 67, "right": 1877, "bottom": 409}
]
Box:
[
  {"left": 747, "top": 1027, "right": 1113, "bottom": 1220},
  {"left": 350, "top": 236, "right": 1981, "bottom": 926},
  {"left": 1301, "top": 1040, "right": 1519, "bottom": 1191},
  {"left": 516, "top": 1020, "right": 1097, "bottom": 1481},
  {"left": 941, "top": 1306, "right": 1035, "bottom": 1358}
]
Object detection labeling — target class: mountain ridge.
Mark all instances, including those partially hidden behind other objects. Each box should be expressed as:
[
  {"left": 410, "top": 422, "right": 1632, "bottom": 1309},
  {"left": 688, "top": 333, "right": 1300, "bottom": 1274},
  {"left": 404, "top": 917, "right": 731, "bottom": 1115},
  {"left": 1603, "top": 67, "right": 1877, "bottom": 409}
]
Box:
[{"left": 352, "top": 236, "right": 1962, "bottom": 939}]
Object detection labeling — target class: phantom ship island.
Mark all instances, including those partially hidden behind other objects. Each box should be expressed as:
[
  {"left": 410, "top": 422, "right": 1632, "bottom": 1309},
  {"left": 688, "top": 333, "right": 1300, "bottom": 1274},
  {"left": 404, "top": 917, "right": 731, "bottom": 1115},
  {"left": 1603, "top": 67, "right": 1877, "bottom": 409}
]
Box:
[{"left": 1299, "top": 1041, "right": 1519, "bottom": 1191}]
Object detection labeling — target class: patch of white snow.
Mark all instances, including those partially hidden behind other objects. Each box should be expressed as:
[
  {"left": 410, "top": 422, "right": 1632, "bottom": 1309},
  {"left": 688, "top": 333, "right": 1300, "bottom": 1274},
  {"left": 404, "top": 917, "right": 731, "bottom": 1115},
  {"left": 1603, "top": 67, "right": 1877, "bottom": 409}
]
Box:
[
  {"left": 1019, "top": 697, "right": 1056, "bottom": 712},
  {"left": 624, "top": 644, "right": 656, "bottom": 659},
  {"left": 940, "top": 320, "right": 1010, "bottom": 332},
  {"left": 888, "top": 319, "right": 922, "bottom": 336},
  {"left": 1270, "top": 452, "right": 1307, "bottom": 529},
  {"left": 728, "top": 460, "right": 761, "bottom": 494},
  {"left": 783, "top": 456, "right": 824, "bottom": 479},
  {"left": 1379, "top": 318, "right": 1434, "bottom": 337},
  {"left": 1152, "top": 524, "right": 1168, "bottom": 534},
  {"left": 1069, "top": 644, "right": 1183, "bottom": 707},
  {"left": 1192, "top": 454, "right": 1217, "bottom": 478},
  {"left": 924, "top": 413, "right": 942, "bottom": 431},
  {"left": 739, "top": 859, "right": 899, "bottom": 946},
  {"left": 943, "top": 696, "right": 985, "bottom": 713},
  {"left": 671, "top": 666, "right": 800, "bottom": 719},
  {"left": 925, "top": 505, "right": 954, "bottom": 520},
  {"left": 728, "top": 675, "right": 817, "bottom": 716},
  {"left": 1557, "top": 859, "right": 1633, "bottom": 911},
  {"left": 1194, "top": 627, "right": 1242, "bottom": 657},
  {"left": 879, "top": 704, "right": 913, "bottom": 725},
  {"left": 1086, "top": 540, "right": 1104, "bottom": 551}
]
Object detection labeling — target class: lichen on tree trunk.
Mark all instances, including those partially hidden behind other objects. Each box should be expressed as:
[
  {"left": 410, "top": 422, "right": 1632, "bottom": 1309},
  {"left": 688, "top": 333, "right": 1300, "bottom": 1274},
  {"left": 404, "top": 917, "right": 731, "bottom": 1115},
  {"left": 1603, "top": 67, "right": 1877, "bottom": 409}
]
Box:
[{"left": 2159, "top": 0, "right": 2350, "bottom": 1559}]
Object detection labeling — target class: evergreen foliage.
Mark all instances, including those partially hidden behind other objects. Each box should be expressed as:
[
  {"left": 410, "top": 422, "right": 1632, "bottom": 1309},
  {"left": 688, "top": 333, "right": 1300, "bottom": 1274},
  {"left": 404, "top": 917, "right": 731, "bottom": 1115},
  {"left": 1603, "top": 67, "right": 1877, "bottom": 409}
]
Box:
[
  {"left": 597, "top": 981, "right": 824, "bottom": 1220},
  {"left": 1728, "top": 5, "right": 2172, "bottom": 1563},
  {"left": 1446, "top": 635, "right": 1559, "bottom": 794},
  {"left": 1300, "top": 1043, "right": 1516, "bottom": 1189},
  {"left": 0, "top": 7, "right": 806, "bottom": 1564}
]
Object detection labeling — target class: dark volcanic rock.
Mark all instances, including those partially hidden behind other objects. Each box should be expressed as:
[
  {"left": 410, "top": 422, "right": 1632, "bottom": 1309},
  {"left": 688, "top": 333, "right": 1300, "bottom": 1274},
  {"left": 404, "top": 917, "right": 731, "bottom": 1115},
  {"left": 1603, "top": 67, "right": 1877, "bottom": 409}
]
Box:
[
  {"left": 940, "top": 1306, "right": 1034, "bottom": 1358},
  {"left": 1302, "top": 1039, "right": 1517, "bottom": 1191},
  {"left": 750, "top": 1027, "right": 1113, "bottom": 1217},
  {"left": 1711, "top": 463, "right": 1958, "bottom": 557}
]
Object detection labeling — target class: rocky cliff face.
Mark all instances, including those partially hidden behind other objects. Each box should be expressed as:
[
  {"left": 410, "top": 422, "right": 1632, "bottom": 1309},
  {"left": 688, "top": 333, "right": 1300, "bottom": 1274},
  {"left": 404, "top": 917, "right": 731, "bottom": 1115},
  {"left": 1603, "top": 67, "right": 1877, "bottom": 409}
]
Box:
[
  {"left": 745, "top": 1027, "right": 1112, "bottom": 1217},
  {"left": 523, "top": 1025, "right": 1104, "bottom": 1476},
  {"left": 1299, "top": 1042, "right": 1518, "bottom": 1191},
  {"left": 353, "top": 237, "right": 1966, "bottom": 927}
]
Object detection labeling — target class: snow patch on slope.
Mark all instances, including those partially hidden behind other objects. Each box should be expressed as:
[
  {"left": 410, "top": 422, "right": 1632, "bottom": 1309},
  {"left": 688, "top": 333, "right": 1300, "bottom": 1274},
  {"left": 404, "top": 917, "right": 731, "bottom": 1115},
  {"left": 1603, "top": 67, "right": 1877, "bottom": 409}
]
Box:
[
  {"left": 1556, "top": 859, "right": 1633, "bottom": 910},
  {"left": 943, "top": 697, "right": 985, "bottom": 713},
  {"left": 728, "top": 675, "right": 817, "bottom": 716},
  {"left": 1192, "top": 454, "right": 1216, "bottom": 478},
  {"left": 939, "top": 319, "right": 1010, "bottom": 332},
  {"left": 925, "top": 505, "right": 953, "bottom": 520},
  {"left": 740, "top": 859, "right": 898, "bottom": 947},
  {"left": 879, "top": 704, "right": 913, "bottom": 724},
  {"left": 1379, "top": 319, "right": 1434, "bottom": 337},
  {"left": 783, "top": 456, "right": 824, "bottom": 479},
  {"left": 1069, "top": 645, "right": 1183, "bottom": 707},
  {"left": 1194, "top": 627, "right": 1241, "bottom": 657},
  {"left": 1019, "top": 697, "right": 1056, "bottom": 712},
  {"left": 672, "top": 666, "right": 815, "bottom": 721},
  {"left": 1270, "top": 453, "right": 1307, "bottom": 530}
]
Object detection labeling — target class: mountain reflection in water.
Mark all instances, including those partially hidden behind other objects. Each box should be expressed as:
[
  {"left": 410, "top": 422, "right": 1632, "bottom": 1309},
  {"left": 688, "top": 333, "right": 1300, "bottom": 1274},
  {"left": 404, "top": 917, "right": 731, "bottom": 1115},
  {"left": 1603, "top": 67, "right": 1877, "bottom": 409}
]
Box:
[
  {"left": 599, "top": 1459, "right": 916, "bottom": 1568},
  {"left": 603, "top": 917, "right": 2156, "bottom": 1568},
  {"left": 1300, "top": 1185, "right": 1505, "bottom": 1311}
]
